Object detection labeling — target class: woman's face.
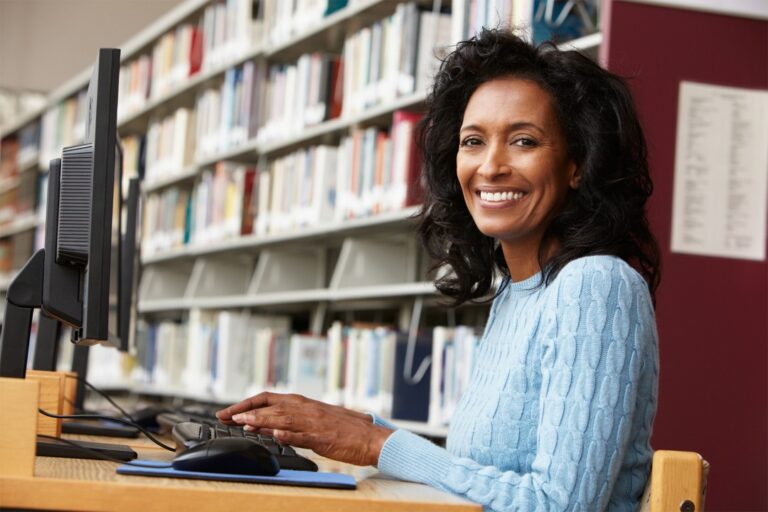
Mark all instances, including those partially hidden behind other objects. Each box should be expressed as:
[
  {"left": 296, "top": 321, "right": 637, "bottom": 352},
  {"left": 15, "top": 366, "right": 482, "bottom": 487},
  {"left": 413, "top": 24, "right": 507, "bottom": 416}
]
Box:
[{"left": 457, "top": 77, "right": 578, "bottom": 257}]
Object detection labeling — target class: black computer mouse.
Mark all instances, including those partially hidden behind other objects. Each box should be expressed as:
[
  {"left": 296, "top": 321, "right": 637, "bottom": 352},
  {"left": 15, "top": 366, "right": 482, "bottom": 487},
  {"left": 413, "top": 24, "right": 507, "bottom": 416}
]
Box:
[{"left": 172, "top": 438, "right": 280, "bottom": 475}]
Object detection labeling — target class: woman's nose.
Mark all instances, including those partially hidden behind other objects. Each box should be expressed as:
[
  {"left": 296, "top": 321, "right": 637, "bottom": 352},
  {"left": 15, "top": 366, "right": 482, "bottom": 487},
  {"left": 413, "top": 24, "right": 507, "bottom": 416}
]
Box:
[{"left": 477, "top": 143, "right": 511, "bottom": 178}]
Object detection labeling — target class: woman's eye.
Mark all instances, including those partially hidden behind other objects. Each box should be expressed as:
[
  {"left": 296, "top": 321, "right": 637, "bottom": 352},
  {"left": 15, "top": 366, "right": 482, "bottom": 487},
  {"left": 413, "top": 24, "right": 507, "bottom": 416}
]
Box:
[
  {"left": 513, "top": 137, "right": 537, "bottom": 147},
  {"left": 460, "top": 137, "right": 482, "bottom": 147}
]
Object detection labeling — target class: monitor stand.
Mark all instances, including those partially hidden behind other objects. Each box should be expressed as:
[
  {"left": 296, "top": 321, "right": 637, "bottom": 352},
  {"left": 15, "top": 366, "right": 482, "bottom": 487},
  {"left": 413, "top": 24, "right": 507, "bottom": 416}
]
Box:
[{"left": 0, "top": 249, "right": 136, "bottom": 460}]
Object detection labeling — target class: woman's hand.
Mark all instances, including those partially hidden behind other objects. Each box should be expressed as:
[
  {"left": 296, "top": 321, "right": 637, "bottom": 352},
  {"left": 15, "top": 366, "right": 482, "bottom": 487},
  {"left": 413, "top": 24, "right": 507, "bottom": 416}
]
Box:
[{"left": 216, "top": 392, "right": 393, "bottom": 467}]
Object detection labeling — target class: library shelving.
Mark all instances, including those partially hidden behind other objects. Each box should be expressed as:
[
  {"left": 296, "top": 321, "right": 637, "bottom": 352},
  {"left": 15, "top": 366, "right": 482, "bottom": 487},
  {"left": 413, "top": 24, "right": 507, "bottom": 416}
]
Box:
[{"left": 0, "top": 0, "right": 603, "bottom": 437}]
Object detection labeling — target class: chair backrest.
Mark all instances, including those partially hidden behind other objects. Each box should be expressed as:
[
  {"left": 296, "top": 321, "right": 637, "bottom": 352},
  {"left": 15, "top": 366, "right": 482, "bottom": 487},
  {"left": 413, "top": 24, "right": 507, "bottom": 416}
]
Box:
[{"left": 639, "top": 450, "right": 709, "bottom": 512}]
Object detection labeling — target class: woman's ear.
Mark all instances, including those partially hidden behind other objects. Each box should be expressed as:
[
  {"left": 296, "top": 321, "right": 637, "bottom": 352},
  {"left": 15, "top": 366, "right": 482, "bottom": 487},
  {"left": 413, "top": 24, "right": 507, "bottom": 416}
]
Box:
[{"left": 568, "top": 162, "right": 581, "bottom": 189}]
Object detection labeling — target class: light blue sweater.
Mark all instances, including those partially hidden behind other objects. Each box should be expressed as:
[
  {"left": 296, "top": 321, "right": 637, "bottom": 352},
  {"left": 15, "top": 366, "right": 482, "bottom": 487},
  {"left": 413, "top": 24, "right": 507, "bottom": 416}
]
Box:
[{"left": 373, "top": 255, "right": 659, "bottom": 511}]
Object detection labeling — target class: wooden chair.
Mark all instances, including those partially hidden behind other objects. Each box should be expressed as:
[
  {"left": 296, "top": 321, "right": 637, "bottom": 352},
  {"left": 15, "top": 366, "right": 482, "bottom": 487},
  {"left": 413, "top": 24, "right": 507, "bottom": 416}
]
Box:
[{"left": 639, "top": 450, "right": 710, "bottom": 512}]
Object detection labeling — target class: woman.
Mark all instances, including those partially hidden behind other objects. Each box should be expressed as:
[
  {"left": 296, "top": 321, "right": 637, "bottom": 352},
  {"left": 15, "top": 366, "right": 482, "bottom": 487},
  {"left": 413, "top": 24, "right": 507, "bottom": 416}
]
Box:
[{"left": 218, "top": 28, "right": 660, "bottom": 511}]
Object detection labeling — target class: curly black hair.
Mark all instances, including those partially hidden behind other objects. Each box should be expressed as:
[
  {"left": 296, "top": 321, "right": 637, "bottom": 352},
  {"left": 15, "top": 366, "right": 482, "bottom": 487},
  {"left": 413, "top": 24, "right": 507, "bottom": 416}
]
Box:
[{"left": 418, "top": 28, "right": 661, "bottom": 306}]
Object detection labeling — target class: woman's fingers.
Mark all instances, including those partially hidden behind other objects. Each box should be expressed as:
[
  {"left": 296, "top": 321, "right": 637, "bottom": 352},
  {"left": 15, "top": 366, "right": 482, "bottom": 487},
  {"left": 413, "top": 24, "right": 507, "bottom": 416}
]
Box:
[
  {"left": 271, "top": 429, "right": 316, "bottom": 448},
  {"left": 232, "top": 406, "right": 308, "bottom": 432},
  {"left": 217, "top": 392, "right": 306, "bottom": 422}
]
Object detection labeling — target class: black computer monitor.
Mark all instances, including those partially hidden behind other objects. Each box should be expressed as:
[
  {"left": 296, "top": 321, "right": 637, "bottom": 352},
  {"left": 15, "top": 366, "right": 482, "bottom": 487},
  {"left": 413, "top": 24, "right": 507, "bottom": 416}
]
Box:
[
  {"left": 43, "top": 47, "right": 122, "bottom": 347},
  {"left": 0, "top": 48, "right": 123, "bottom": 378}
]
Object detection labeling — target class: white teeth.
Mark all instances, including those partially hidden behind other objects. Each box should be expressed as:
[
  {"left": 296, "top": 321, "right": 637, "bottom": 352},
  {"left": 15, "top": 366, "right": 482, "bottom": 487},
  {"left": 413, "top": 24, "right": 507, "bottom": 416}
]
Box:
[{"left": 479, "top": 191, "right": 525, "bottom": 202}]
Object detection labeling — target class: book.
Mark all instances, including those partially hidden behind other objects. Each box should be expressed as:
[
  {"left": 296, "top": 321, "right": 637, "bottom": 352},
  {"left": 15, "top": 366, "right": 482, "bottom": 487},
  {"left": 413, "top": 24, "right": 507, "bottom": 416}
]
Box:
[
  {"left": 389, "top": 110, "right": 424, "bottom": 210},
  {"left": 288, "top": 334, "right": 327, "bottom": 400}
]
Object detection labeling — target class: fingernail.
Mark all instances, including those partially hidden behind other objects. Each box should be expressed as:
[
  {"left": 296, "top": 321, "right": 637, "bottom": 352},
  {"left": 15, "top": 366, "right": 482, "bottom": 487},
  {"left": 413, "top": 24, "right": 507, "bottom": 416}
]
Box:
[{"left": 232, "top": 414, "right": 244, "bottom": 422}]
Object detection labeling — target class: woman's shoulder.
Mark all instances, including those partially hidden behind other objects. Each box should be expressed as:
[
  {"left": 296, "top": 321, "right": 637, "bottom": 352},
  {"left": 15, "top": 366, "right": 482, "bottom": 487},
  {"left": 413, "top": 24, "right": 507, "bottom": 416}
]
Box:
[
  {"left": 548, "top": 254, "right": 650, "bottom": 301},
  {"left": 555, "top": 254, "right": 646, "bottom": 285}
]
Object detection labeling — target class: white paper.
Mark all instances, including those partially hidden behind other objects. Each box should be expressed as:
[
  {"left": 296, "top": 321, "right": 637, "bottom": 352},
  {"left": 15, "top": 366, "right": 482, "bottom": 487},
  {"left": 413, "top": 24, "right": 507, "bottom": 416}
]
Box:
[{"left": 671, "top": 81, "right": 768, "bottom": 261}]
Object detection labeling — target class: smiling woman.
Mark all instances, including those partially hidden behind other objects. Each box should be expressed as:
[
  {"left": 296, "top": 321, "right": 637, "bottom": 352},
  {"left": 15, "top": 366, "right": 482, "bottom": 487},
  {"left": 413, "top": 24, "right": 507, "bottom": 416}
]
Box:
[{"left": 220, "top": 28, "right": 662, "bottom": 512}]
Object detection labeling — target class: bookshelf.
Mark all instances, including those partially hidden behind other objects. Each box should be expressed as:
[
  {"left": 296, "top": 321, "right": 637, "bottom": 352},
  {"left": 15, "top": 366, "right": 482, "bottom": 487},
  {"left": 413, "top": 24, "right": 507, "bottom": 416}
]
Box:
[{"left": 1, "top": 0, "right": 603, "bottom": 438}]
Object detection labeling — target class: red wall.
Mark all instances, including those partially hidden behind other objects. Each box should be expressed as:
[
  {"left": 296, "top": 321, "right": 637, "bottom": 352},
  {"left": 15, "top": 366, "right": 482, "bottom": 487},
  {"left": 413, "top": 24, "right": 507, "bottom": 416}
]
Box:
[{"left": 604, "top": 2, "right": 768, "bottom": 510}]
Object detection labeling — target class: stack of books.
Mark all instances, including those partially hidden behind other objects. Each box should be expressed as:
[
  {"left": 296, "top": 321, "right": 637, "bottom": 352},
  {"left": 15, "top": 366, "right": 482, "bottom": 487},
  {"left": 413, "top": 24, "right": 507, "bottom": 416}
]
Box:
[
  {"left": 257, "top": 53, "right": 343, "bottom": 144},
  {"left": 145, "top": 108, "right": 196, "bottom": 186},
  {"left": 341, "top": 3, "right": 451, "bottom": 117},
  {"left": 195, "top": 60, "right": 267, "bottom": 160}
]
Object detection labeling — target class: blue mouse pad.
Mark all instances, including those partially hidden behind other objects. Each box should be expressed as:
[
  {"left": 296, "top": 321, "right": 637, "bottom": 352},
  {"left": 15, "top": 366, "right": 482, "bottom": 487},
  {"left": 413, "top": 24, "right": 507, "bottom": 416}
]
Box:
[{"left": 117, "top": 460, "right": 356, "bottom": 489}]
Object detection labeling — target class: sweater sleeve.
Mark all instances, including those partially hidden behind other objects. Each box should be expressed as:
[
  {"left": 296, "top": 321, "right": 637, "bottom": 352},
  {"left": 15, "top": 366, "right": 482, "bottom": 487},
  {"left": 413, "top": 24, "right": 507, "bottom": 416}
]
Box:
[
  {"left": 367, "top": 411, "right": 398, "bottom": 430},
  {"left": 376, "top": 259, "right": 657, "bottom": 511}
]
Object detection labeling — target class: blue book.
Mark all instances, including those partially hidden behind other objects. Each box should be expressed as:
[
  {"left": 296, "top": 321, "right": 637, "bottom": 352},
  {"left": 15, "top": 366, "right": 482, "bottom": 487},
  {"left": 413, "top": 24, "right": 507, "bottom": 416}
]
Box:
[
  {"left": 532, "top": 0, "right": 598, "bottom": 44},
  {"left": 117, "top": 460, "right": 356, "bottom": 489}
]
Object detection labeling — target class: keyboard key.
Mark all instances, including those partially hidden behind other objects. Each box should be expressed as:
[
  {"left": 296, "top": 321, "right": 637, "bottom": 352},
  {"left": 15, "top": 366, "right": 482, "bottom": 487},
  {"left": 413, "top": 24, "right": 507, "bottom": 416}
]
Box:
[{"left": 258, "top": 437, "right": 281, "bottom": 456}]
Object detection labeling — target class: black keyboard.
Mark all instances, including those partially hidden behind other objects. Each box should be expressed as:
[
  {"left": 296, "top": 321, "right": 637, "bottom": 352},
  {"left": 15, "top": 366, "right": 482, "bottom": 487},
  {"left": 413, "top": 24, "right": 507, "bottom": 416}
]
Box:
[{"left": 172, "top": 421, "right": 318, "bottom": 472}]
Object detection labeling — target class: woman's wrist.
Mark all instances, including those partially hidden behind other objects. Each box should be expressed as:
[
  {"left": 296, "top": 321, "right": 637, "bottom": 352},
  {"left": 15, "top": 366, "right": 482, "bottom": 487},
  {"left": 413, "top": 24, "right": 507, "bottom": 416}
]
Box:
[{"left": 367, "top": 425, "right": 394, "bottom": 467}]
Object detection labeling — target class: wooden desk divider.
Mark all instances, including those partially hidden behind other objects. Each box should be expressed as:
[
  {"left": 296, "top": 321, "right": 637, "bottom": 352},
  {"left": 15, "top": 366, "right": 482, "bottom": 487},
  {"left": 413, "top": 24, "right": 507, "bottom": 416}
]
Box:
[
  {"left": 61, "top": 371, "right": 78, "bottom": 416},
  {"left": 25, "top": 370, "right": 66, "bottom": 437},
  {"left": 0, "top": 377, "right": 39, "bottom": 477}
]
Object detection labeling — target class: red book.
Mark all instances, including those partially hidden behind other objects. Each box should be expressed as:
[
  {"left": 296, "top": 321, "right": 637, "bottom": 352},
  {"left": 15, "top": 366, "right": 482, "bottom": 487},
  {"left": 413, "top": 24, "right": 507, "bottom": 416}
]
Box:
[
  {"left": 240, "top": 167, "right": 257, "bottom": 235},
  {"left": 327, "top": 58, "right": 344, "bottom": 120},
  {"left": 188, "top": 26, "right": 203, "bottom": 76}
]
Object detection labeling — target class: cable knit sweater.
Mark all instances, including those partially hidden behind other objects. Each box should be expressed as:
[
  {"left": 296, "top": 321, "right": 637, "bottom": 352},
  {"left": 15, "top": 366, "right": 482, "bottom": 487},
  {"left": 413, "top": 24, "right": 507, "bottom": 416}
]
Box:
[{"left": 373, "top": 255, "right": 659, "bottom": 511}]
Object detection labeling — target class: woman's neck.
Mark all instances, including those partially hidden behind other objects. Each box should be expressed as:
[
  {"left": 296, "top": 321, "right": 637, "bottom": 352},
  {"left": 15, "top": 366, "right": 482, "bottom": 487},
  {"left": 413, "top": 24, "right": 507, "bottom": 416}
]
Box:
[{"left": 501, "top": 236, "right": 559, "bottom": 282}]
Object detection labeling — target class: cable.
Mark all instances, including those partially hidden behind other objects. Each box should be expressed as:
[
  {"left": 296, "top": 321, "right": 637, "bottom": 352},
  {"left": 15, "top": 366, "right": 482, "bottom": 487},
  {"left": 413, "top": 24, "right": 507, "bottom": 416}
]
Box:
[
  {"left": 76, "top": 376, "right": 148, "bottom": 424},
  {"left": 37, "top": 434, "right": 173, "bottom": 468},
  {"left": 37, "top": 409, "right": 176, "bottom": 452}
]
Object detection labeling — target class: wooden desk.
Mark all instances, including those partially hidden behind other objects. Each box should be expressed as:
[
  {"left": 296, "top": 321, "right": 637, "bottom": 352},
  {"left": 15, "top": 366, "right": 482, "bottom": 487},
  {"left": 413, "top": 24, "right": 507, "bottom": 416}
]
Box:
[{"left": 0, "top": 435, "right": 481, "bottom": 511}]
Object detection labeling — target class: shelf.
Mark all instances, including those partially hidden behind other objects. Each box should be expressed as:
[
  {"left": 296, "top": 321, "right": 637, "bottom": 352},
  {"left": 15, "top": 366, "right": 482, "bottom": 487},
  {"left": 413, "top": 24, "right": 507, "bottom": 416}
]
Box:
[
  {"left": 18, "top": 152, "right": 41, "bottom": 174},
  {"left": 259, "top": 89, "right": 429, "bottom": 157},
  {"left": 0, "top": 105, "right": 46, "bottom": 138},
  {"left": 0, "top": 175, "right": 21, "bottom": 195},
  {"left": 0, "top": 273, "right": 12, "bottom": 293},
  {"left": 0, "top": 211, "right": 41, "bottom": 238},
  {"left": 138, "top": 282, "right": 435, "bottom": 313},
  {"left": 142, "top": 206, "right": 420, "bottom": 264},
  {"left": 330, "top": 282, "right": 436, "bottom": 301},
  {"left": 195, "top": 138, "right": 260, "bottom": 171},
  {"left": 142, "top": 164, "right": 199, "bottom": 193}
]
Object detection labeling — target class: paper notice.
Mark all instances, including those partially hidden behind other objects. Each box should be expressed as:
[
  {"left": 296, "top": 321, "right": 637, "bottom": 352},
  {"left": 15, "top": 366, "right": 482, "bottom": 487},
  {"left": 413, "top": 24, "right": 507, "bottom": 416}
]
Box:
[{"left": 671, "top": 81, "right": 768, "bottom": 261}]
